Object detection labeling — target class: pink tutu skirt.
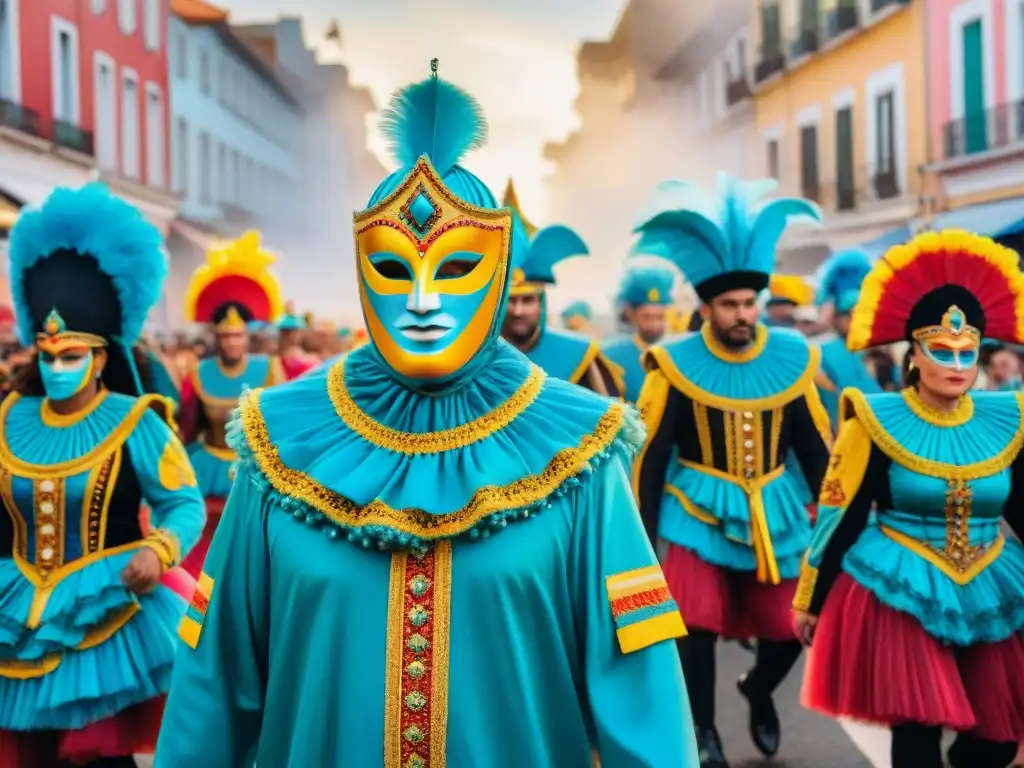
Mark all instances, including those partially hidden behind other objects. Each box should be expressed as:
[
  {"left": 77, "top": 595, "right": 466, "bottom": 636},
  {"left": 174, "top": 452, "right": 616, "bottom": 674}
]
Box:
[
  {"left": 663, "top": 544, "right": 798, "bottom": 641},
  {"left": 804, "top": 572, "right": 1024, "bottom": 742}
]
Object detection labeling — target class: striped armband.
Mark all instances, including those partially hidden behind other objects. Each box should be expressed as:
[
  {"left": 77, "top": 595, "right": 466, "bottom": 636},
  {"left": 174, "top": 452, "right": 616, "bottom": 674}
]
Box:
[
  {"left": 605, "top": 564, "right": 687, "bottom": 654},
  {"left": 178, "top": 572, "right": 214, "bottom": 650}
]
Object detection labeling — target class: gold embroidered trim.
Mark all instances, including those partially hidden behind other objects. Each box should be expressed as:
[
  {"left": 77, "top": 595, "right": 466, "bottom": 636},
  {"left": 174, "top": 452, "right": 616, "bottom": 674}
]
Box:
[
  {"left": 191, "top": 356, "right": 278, "bottom": 409},
  {"left": 570, "top": 341, "right": 603, "bottom": 385},
  {"left": 693, "top": 402, "right": 713, "bottom": 466},
  {"left": 328, "top": 359, "right": 545, "bottom": 454},
  {"left": 0, "top": 393, "right": 163, "bottom": 478},
  {"left": 842, "top": 388, "right": 1024, "bottom": 480},
  {"left": 768, "top": 407, "right": 783, "bottom": 466},
  {"left": 82, "top": 450, "right": 121, "bottom": 555},
  {"left": 648, "top": 341, "right": 820, "bottom": 411},
  {"left": 239, "top": 389, "right": 625, "bottom": 538},
  {"left": 902, "top": 387, "right": 974, "bottom": 426},
  {"left": 793, "top": 558, "right": 818, "bottom": 612},
  {"left": 40, "top": 390, "right": 109, "bottom": 427}
]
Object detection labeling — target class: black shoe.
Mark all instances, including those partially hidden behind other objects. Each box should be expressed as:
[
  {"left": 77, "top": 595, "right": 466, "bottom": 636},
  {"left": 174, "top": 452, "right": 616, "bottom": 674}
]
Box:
[
  {"left": 737, "top": 672, "right": 780, "bottom": 757},
  {"left": 695, "top": 726, "right": 729, "bottom": 768},
  {"left": 947, "top": 733, "right": 1019, "bottom": 768},
  {"left": 737, "top": 637, "right": 755, "bottom": 653}
]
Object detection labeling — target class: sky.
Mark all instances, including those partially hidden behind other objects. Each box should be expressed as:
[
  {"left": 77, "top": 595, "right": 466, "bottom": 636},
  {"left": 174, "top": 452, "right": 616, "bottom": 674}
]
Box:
[{"left": 218, "top": 0, "right": 626, "bottom": 219}]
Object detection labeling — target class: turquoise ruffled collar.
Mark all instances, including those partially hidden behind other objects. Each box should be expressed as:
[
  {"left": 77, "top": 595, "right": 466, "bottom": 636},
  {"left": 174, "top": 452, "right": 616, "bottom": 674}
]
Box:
[
  {"left": 647, "top": 324, "right": 817, "bottom": 408},
  {"left": 842, "top": 388, "right": 1024, "bottom": 478},
  {"left": 229, "top": 341, "right": 642, "bottom": 549}
]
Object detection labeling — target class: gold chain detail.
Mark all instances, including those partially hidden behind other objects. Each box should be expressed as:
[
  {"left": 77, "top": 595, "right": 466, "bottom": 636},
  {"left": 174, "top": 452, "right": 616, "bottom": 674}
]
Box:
[
  {"left": 239, "top": 388, "right": 624, "bottom": 539},
  {"left": 328, "top": 360, "right": 545, "bottom": 455}
]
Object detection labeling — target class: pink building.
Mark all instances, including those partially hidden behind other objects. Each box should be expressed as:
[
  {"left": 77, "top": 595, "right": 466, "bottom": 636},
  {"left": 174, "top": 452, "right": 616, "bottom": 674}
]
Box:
[{"left": 926, "top": 0, "right": 1024, "bottom": 221}]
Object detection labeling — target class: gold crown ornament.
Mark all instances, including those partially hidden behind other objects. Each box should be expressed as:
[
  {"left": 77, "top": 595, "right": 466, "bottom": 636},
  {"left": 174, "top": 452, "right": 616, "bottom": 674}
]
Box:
[
  {"left": 216, "top": 306, "right": 248, "bottom": 334},
  {"left": 35, "top": 308, "right": 107, "bottom": 356},
  {"left": 911, "top": 304, "right": 981, "bottom": 350}
]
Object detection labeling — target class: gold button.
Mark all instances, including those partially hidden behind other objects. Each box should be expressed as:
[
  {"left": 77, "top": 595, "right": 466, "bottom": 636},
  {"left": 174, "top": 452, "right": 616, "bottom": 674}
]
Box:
[
  {"left": 40, "top": 524, "right": 55, "bottom": 536},
  {"left": 39, "top": 502, "right": 54, "bottom": 516},
  {"left": 744, "top": 454, "right": 754, "bottom": 462},
  {"left": 41, "top": 547, "right": 54, "bottom": 560},
  {"left": 742, "top": 424, "right": 752, "bottom": 432},
  {"left": 744, "top": 440, "right": 754, "bottom": 448},
  {"left": 743, "top": 411, "right": 754, "bottom": 419},
  {"left": 40, "top": 480, "right": 55, "bottom": 493}
]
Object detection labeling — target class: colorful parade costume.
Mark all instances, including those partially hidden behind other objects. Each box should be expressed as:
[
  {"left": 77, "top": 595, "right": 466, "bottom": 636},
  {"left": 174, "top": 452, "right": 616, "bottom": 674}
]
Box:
[
  {"left": 633, "top": 174, "right": 830, "bottom": 764},
  {"left": 156, "top": 67, "right": 698, "bottom": 768},
  {"left": 561, "top": 299, "right": 594, "bottom": 332},
  {"left": 503, "top": 183, "right": 624, "bottom": 395},
  {"left": 603, "top": 265, "right": 677, "bottom": 403},
  {"left": 179, "top": 232, "right": 285, "bottom": 577},
  {"left": 0, "top": 185, "right": 204, "bottom": 766},
  {"left": 797, "top": 230, "right": 1024, "bottom": 768},
  {"left": 275, "top": 304, "right": 318, "bottom": 380}
]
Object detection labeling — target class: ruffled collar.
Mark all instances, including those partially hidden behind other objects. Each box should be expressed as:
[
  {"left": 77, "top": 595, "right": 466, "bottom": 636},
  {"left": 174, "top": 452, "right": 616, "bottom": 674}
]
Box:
[
  {"left": 842, "top": 388, "right": 1024, "bottom": 480},
  {"left": 646, "top": 324, "right": 818, "bottom": 410},
  {"left": 230, "top": 341, "right": 641, "bottom": 549}
]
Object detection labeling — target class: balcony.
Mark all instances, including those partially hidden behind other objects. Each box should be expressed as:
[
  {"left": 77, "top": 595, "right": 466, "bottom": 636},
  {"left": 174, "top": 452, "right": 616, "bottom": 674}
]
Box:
[
  {"left": 789, "top": 27, "right": 819, "bottom": 59},
  {"left": 825, "top": 1, "right": 860, "bottom": 39},
  {"left": 870, "top": 0, "right": 909, "bottom": 12},
  {"left": 942, "top": 100, "right": 1024, "bottom": 160},
  {"left": 815, "top": 164, "right": 914, "bottom": 212},
  {"left": 755, "top": 46, "right": 785, "bottom": 83},
  {"left": 0, "top": 99, "right": 41, "bottom": 137},
  {"left": 726, "top": 77, "right": 753, "bottom": 106},
  {"left": 52, "top": 119, "right": 95, "bottom": 156}
]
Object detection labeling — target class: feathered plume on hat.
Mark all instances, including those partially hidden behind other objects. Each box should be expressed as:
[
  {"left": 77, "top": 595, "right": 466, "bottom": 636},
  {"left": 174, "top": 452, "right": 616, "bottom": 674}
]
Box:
[
  {"left": 815, "top": 248, "right": 872, "bottom": 314},
  {"left": 503, "top": 183, "right": 588, "bottom": 294},
  {"left": 618, "top": 264, "right": 677, "bottom": 308},
  {"left": 768, "top": 274, "right": 814, "bottom": 307},
  {"left": 633, "top": 173, "right": 821, "bottom": 302}
]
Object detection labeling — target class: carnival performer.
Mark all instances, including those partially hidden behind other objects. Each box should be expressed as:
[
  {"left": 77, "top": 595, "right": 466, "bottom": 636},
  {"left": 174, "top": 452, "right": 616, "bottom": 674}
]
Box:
[
  {"left": 794, "top": 230, "right": 1024, "bottom": 768},
  {"left": 0, "top": 184, "right": 205, "bottom": 767},
  {"left": 603, "top": 264, "right": 676, "bottom": 403},
  {"left": 499, "top": 184, "right": 624, "bottom": 396},
  {"left": 275, "top": 303, "right": 317, "bottom": 380},
  {"left": 764, "top": 275, "right": 813, "bottom": 329},
  {"left": 178, "top": 231, "right": 285, "bottom": 578},
  {"left": 156, "top": 64, "right": 698, "bottom": 768},
  {"left": 561, "top": 299, "right": 594, "bottom": 333},
  {"left": 633, "top": 174, "right": 831, "bottom": 767},
  {"left": 814, "top": 248, "right": 894, "bottom": 428}
]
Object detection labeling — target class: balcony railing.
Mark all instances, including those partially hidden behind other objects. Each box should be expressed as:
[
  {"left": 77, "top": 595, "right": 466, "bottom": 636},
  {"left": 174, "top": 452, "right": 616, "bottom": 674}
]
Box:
[
  {"left": 726, "top": 77, "right": 753, "bottom": 106},
  {"left": 52, "top": 119, "right": 95, "bottom": 156},
  {"left": 813, "top": 164, "right": 915, "bottom": 211},
  {"left": 826, "top": 2, "right": 860, "bottom": 39},
  {"left": 942, "top": 100, "right": 1024, "bottom": 160},
  {"left": 755, "top": 46, "right": 785, "bottom": 83},
  {"left": 0, "top": 98, "right": 41, "bottom": 137},
  {"left": 789, "top": 27, "right": 819, "bottom": 59},
  {"left": 870, "top": 0, "right": 909, "bottom": 12}
]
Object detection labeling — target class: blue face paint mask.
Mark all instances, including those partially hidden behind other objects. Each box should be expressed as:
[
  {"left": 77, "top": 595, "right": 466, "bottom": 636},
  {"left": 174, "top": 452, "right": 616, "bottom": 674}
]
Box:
[{"left": 40, "top": 350, "right": 94, "bottom": 401}]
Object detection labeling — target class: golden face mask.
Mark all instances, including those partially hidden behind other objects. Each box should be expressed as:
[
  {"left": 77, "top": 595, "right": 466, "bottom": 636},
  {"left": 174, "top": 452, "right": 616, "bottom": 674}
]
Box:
[
  {"left": 353, "top": 156, "right": 513, "bottom": 383},
  {"left": 912, "top": 304, "right": 981, "bottom": 370}
]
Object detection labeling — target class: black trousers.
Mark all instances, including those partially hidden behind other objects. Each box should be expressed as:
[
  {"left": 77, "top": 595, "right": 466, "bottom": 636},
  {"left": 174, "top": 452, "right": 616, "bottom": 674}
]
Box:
[{"left": 891, "top": 724, "right": 1018, "bottom": 768}]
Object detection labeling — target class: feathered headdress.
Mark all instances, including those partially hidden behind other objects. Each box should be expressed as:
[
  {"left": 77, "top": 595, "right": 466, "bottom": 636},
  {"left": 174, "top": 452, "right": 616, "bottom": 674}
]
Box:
[
  {"left": 276, "top": 301, "right": 307, "bottom": 332},
  {"left": 848, "top": 229, "right": 1024, "bottom": 351},
  {"left": 815, "top": 248, "right": 872, "bottom": 314},
  {"left": 618, "top": 264, "right": 677, "bottom": 308},
  {"left": 502, "top": 187, "right": 588, "bottom": 294},
  {"left": 768, "top": 274, "right": 814, "bottom": 307},
  {"left": 184, "top": 230, "right": 284, "bottom": 333},
  {"left": 633, "top": 173, "right": 821, "bottom": 302}
]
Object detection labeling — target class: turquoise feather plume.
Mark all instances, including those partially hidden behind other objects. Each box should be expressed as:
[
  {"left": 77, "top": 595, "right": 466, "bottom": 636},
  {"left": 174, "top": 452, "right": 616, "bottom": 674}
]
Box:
[
  {"left": 521, "top": 224, "right": 589, "bottom": 283},
  {"left": 378, "top": 75, "right": 487, "bottom": 176},
  {"left": 632, "top": 172, "right": 821, "bottom": 289},
  {"left": 561, "top": 300, "right": 592, "bottom": 321},
  {"left": 815, "top": 248, "right": 873, "bottom": 307},
  {"left": 617, "top": 264, "right": 677, "bottom": 307}
]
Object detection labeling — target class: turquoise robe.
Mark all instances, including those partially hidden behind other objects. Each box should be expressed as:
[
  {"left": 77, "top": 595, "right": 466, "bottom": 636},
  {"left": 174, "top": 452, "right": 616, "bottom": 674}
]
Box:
[
  {"left": 0, "top": 391, "right": 205, "bottom": 729},
  {"left": 156, "top": 341, "right": 698, "bottom": 767},
  {"left": 523, "top": 327, "right": 625, "bottom": 395},
  {"left": 602, "top": 334, "right": 653, "bottom": 404},
  {"left": 816, "top": 336, "right": 885, "bottom": 429},
  {"left": 799, "top": 388, "right": 1024, "bottom": 645}
]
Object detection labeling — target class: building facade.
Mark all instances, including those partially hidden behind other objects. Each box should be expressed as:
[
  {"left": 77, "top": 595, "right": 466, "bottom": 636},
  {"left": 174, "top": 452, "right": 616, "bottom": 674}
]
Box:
[
  {"left": 752, "top": 0, "right": 924, "bottom": 270},
  {"left": 922, "top": 0, "right": 1024, "bottom": 237}
]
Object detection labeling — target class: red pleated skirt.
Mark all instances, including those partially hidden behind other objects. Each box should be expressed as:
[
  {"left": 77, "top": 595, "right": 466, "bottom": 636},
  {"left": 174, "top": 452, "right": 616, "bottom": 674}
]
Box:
[
  {"left": 0, "top": 566, "right": 195, "bottom": 766},
  {"left": 804, "top": 572, "right": 1024, "bottom": 742},
  {"left": 180, "top": 497, "right": 225, "bottom": 579},
  {"left": 663, "top": 544, "right": 799, "bottom": 641}
]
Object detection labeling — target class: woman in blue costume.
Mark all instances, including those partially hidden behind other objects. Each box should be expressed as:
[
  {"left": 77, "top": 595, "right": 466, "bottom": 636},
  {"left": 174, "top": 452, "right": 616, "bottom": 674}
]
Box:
[
  {"left": 500, "top": 184, "right": 624, "bottom": 396},
  {"left": 602, "top": 265, "right": 676, "bottom": 403},
  {"left": 156, "top": 63, "right": 698, "bottom": 768},
  {"left": 794, "top": 230, "right": 1024, "bottom": 768},
  {"left": 0, "top": 184, "right": 205, "bottom": 767}
]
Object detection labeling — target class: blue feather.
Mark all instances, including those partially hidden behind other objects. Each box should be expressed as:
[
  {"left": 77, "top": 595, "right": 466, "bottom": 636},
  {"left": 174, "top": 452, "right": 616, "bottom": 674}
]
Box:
[
  {"left": 9, "top": 183, "right": 166, "bottom": 347},
  {"left": 378, "top": 76, "right": 487, "bottom": 176},
  {"left": 521, "top": 224, "right": 589, "bottom": 283},
  {"left": 815, "top": 248, "right": 873, "bottom": 306},
  {"left": 618, "top": 264, "right": 677, "bottom": 307}
]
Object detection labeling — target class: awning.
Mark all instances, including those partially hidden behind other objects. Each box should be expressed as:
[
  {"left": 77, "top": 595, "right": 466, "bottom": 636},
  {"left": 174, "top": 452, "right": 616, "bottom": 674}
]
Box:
[
  {"left": 922, "top": 197, "right": 1024, "bottom": 238},
  {"left": 856, "top": 226, "right": 912, "bottom": 260}
]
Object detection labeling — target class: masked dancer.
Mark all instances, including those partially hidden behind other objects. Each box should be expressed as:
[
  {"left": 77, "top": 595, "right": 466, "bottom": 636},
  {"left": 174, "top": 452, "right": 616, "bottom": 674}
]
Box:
[
  {"left": 156, "top": 64, "right": 698, "bottom": 767},
  {"left": 603, "top": 265, "right": 676, "bottom": 403},
  {"left": 795, "top": 230, "right": 1024, "bottom": 768},
  {"left": 0, "top": 184, "right": 204, "bottom": 767},
  {"left": 633, "top": 174, "right": 831, "bottom": 767},
  {"left": 178, "top": 231, "right": 285, "bottom": 578}
]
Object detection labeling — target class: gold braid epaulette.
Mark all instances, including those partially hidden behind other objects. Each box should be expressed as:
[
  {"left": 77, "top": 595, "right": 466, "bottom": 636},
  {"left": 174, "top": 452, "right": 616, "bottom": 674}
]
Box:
[{"left": 237, "top": 388, "right": 627, "bottom": 540}]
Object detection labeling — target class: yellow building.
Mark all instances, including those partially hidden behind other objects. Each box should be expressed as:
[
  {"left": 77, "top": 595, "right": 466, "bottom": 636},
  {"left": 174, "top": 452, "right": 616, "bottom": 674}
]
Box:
[{"left": 751, "top": 0, "right": 925, "bottom": 265}]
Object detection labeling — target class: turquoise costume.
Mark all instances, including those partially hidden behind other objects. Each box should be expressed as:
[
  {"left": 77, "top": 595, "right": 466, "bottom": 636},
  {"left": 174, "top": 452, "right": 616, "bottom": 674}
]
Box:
[
  {"left": 157, "top": 66, "right": 697, "bottom": 767},
  {"left": 602, "top": 265, "right": 676, "bottom": 403},
  {"left": 798, "top": 230, "right": 1024, "bottom": 768},
  {"left": 560, "top": 299, "right": 593, "bottom": 331},
  {"left": 633, "top": 173, "right": 830, "bottom": 764},
  {"left": 0, "top": 184, "right": 204, "bottom": 765}
]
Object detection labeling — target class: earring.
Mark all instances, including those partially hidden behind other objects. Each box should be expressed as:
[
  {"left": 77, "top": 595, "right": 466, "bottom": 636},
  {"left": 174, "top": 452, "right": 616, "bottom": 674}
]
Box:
[{"left": 908, "top": 361, "right": 916, "bottom": 371}]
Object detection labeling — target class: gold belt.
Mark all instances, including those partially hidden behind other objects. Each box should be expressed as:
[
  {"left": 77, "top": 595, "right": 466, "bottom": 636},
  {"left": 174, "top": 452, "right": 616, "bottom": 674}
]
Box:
[{"left": 879, "top": 525, "right": 1004, "bottom": 585}]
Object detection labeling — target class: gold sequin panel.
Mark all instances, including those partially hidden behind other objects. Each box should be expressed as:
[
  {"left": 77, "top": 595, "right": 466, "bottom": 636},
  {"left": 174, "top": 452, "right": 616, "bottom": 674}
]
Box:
[{"left": 691, "top": 405, "right": 786, "bottom": 481}]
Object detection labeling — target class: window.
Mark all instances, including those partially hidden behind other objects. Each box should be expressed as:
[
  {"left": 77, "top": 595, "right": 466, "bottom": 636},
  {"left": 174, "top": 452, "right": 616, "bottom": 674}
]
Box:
[
  {"left": 51, "top": 17, "right": 80, "bottom": 125},
  {"left": 198, "top": 131, "right": 211, "bottom": 201},
  {"left": 244, "top": 157, "right": 255, "bottom": 209},
  {"left": 143, "top": 0, "right": 160, "bottom": 51},
  {"left": 175, "top": 117, "right": 188, "bottom": 194},
  {"left": 800, "top": 124, "right": 819, "bottom": 202},
  {"left": 217, "top": 142, "right": 226, "bottom": 200},
  {"left": 94, "top": 53, "right": 117, "bottom": 170},
  {"left": 117, "top": 0, "right": 137, "bottom": 34},
  {"left": 218, "top": 60, "right": 227, "bottom": 104},
  {"left": 175, "top": 32, "right": 186, "bottom": 79},
  {"left": 0, "top": 0, "right": 18, "bottom": 102},
  {"left": 874, "top": 91, "right": 897, "bottom": 197},
  {"left": 961, "top": 20, "right": 987, "bottom": 153},
  {"left": 835, "top": 106, "right": 855, "bottom": 210},
  {"left": 766, "top": 139, "right": 779, "bottom": 179},
  {"left": 231, "top": 149, "right": 240, "bottom": 203},
  {"left": 121, "top": 69, "right": 140, "bottom": 178},
  {"left": 761, "top": 3, "right": 781, "bottom": 56},
  {"left": 199, "top": 49, "right": 210, "bottom": 95},
  {"left": 145, "top": 83, "right": 164, "bottom": 187}
]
